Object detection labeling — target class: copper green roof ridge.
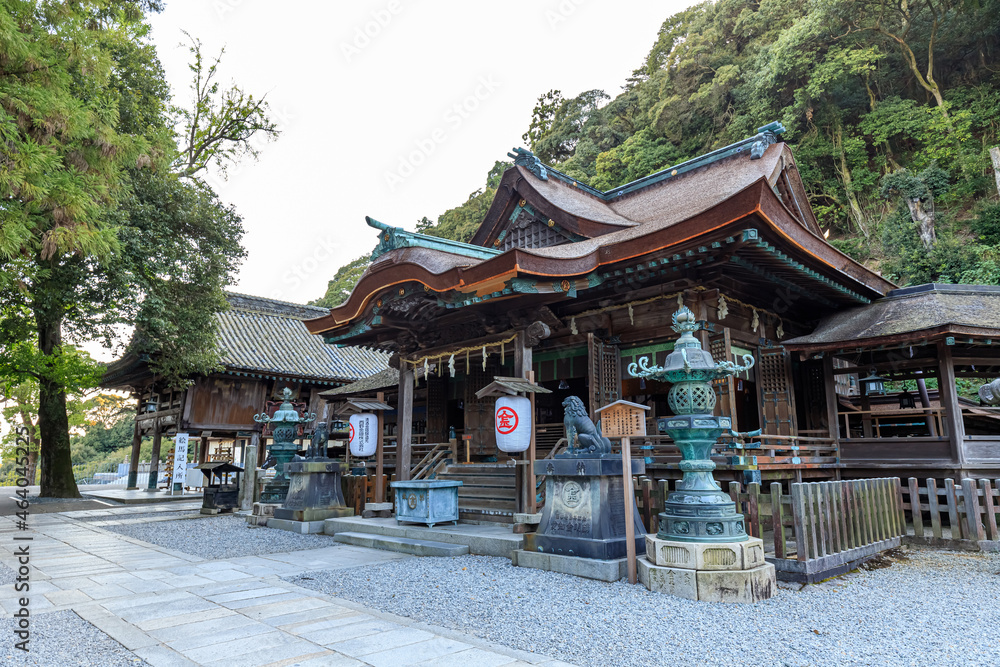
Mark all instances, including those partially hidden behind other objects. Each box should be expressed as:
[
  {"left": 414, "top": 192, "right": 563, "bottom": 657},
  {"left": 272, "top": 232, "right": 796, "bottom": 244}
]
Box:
[
  {"left": 519, "top": 121, "right": 786, "bottom": 202},
  {"left": 366, "top": 216, "right": 502, "bottom": 261}
]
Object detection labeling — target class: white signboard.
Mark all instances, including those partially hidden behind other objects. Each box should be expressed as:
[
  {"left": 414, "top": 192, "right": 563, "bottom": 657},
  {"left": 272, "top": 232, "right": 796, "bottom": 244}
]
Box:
[
  {"left": 349, "top": 413, "right": 378, "bottom": 457},
  {"left": 172, "top": 433, "right": 189, "bottom": 493}
]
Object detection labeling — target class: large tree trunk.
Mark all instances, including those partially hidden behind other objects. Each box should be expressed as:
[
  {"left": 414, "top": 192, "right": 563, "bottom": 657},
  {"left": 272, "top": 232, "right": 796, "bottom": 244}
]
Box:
[
  {"left": 905, "top": 197, "right": 937, "bottom": 250},
  {"left": 36, "top": 312, "right": 81, "bottom": 498}
]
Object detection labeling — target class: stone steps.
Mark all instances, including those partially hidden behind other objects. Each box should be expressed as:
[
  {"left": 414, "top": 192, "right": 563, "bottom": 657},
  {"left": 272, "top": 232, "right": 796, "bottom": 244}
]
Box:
[
  {"left": 436, "top": 465, "right": 517, "bottom": 524},
  {"left": 324, "top": 516, "right": 523, "bottom": 558},
  {"left": 332, "top": 531, "right": 470, "bottom": 557}
]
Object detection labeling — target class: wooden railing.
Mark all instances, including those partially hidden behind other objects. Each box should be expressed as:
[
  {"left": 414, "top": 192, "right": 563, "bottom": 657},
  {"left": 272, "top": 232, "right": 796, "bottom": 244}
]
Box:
[
  {"left": 901, "top": 477, "right": 1000, "bottom": 547},
  {"left": 412, "top": 442, "right": 450, "bottom": 480},
  {"left": 635, "top": 433, "right": 838, "bottom": 470},
  {"left": 837, "top": 407, "right": 946, "bottom": 439}
]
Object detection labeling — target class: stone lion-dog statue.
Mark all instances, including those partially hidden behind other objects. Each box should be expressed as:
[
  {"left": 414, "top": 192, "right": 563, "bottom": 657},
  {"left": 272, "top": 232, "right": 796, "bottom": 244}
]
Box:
[{"left": 562, "top": 396, "right": 613, "bottom": 456}]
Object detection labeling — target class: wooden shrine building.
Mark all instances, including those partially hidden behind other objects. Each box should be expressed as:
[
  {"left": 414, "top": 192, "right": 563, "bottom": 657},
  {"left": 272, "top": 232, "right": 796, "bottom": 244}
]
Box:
[
  {"left": 103, "top": 293, "right": 387, "bottom": 488},
  {"left": 305, "top": 125, "right": 1000, "bottom": 520}
]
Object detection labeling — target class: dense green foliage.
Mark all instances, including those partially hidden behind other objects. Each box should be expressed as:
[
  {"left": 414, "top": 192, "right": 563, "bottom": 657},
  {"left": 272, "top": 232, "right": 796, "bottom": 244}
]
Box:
[
  {"left": 0, "top": 1, "right": 269, "bottom": 495},
  {"left": 316, "top": 0, "right": 1000, "bottom": 303}
]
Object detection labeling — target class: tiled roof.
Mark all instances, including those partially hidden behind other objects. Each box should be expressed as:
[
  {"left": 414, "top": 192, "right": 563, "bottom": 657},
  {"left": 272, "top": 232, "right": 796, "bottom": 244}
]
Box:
[
  {"left": 784, "top": 284, "right": 1000, "bottom": 349},
  {"left": 318, "top": 366, "right": 427, "bottom": 398},
  {"left": 217, "top": 293, "right": 387, "bottom": 382}
]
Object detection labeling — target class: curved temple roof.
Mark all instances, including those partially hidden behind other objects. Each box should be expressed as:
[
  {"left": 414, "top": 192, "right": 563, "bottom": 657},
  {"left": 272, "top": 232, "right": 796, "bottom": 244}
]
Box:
[{"left": 306, "top": 130, "right": 895, "bottom": 342}]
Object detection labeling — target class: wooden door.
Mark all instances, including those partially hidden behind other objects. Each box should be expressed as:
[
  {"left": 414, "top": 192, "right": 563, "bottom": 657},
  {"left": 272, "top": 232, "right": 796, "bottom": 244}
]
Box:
[
  {"left": 464, "top": 360, "right": 498, "bottom": 456},
  {"left": 426, "top": 374, "right": 448, "bottom": 443},
  {"left": 757, "top": 346, "right": 796, "bottom": 436},
  {"left": 588, "top": 333, "right": 621, "bottom": 418},
  {"left": 709, "top": 328, "right": 738, "bottom": 430}
]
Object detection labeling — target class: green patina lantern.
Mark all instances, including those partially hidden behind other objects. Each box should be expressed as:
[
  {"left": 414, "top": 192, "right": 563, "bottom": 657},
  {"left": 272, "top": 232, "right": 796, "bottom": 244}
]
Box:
[
  {"left": 254, "top": 387, "right": 316, "bottom": 504},
  {"left": 629, "top": 306, "right": 757, "bottom": 543}
]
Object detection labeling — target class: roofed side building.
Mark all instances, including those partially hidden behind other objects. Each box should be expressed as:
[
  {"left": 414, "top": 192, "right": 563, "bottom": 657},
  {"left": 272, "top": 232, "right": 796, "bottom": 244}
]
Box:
[{"left": 103, "top": 292, "right": 387, "bottom": 488}]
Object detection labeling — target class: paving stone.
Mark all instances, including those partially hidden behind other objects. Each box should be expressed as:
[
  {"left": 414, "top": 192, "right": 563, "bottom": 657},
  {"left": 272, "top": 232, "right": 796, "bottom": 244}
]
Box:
[
  {"left": 284, "top": 653, "right": 369, "bottom": 666},
  {"left": 132, "top": 644, "right": 200, "bottom": 667},
  {"left": 221, "top": 591, "right": 306, "bottom": 610},
  {"left": 74, "top": 603, "right": 160, "bottom": 650},
  {"left": 206, "top": 586, "right": 290, "bottom": 604},
  {"left": 286, "top": 612, "right": 373, "bottom": 636},
  {"left": 43, "top": 588, "right": 92, "bottom": 606},
  {"left": 264, "top": 605, "right": 356, "bottom": 628},
  {"left": 165, "top": 618, "right": 265, "bottom": 652},
  {"left": 196, "top": 568, "right": 253, "bottom": 582},
  {"left": 298, "top": 618, "right": 397, "bottom": 645},
  {"left": 326, "top": 626, "right": 436, "bottom": 657},
  {"left": 413, "top": 647, "right": 519, "bottom": 667},
  {"left": 139, "top": 606, "right": 235, "bottom": 632},
  {"left": 149, "top": 612, "right": 254, "bottom": 643},
  {"left": 242, "top": 596, "right": 332, "bottom": 621},
  {"left": 362, "top": 636, "right": 472, "bottom": 667}
]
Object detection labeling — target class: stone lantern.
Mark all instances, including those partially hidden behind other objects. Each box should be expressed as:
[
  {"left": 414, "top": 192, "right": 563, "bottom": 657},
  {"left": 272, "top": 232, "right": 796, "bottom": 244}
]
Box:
[
  {"left": 628, "top": 306, "right": 775, "bottom": 602},
  {"left": 254, "top": 387, "right": 315, "bottom": 504}
]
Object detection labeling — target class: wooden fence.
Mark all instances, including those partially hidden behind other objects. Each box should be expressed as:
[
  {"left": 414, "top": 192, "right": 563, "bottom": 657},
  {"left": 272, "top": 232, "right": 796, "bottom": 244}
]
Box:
[
  {"left": 901, "top": 477, "right": 1000, "bottom": 549},
  {"left": 631, "top": 476, "right": 905, "bottom": 582},
  {"left": 341, "top": 474, "right": 394, "bottom": 515}
]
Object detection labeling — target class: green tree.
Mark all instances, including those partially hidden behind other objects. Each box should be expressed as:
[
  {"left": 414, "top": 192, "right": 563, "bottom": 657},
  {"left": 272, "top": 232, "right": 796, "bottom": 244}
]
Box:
[
  {"left": 311, "top": 255, "right": 371, "bottom": 309},
  {"left": 1, "top": 2, "right": 266, "bottom": 496},
  {"left": 175, "top": 32, "right": 280, "bottom": 179}
]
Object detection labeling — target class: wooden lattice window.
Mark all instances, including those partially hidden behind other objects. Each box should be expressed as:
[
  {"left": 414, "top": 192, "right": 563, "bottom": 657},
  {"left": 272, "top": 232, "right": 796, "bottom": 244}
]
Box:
[
  {"left": 588, "top": 334, "right": 621, "bottom": 417},
  {"left": 500, "top": 218, "right": 574, "bottom": 251},
  {"left": 758, "top": 346, "right": 796, "bottom": 436}
]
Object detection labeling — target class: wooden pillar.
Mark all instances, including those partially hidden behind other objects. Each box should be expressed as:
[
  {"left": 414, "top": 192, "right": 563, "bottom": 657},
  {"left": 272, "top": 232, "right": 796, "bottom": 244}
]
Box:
[
  {"left": 146, "top": 419, "right": 162, "bottom": 490},
  {"left": 514, "top": 331, "right": 536, "bottom": 514},
  {"left": 823, "top": 355, "right": 839, "bottom": 441},
  {"left": 376, "top": 391, "right": 386, "bottom": 501},
  {"left": 398, "top": 367, "right": 414, "bottom": 481},
  {"left": 126, "top": 418, "right": 142, "bottom": 489},
  {"left": 937, "top": 340, "right": 966, "bottom": 466},
  {"left": 200, "top": 436, "right": 209, "bottom": 464}
]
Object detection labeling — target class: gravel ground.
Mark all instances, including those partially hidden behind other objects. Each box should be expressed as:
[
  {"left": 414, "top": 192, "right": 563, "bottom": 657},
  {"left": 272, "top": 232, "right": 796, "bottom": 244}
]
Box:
[
  {"left": 100, "top": 514, "right": 339, "bottom": 560},
  {"left": 0, "top": 610, "right": 148, "bottom": 666},
  {"left": 286, "top": 546, "right": 1000, "bottom": 667}
]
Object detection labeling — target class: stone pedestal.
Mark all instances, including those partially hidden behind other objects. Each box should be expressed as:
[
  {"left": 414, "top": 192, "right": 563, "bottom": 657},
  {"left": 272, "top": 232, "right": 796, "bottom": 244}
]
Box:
[
  {"left": 523, "top": 456, "right": 645, "bottom": 561},
  {"left": 247, "top": 501, "right": 280, "bottom": 526},
  {"left": 638, "top": 535, "right": 776, "bottom": 603},
  {"left": 272, "top": 459, "right": 354, "bottom": 523}
]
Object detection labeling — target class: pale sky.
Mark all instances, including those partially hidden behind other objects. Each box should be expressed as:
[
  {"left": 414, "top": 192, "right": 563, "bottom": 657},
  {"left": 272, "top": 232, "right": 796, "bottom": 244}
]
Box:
[{"left": 146, "top": 0, "right": 693, "bottom": 309}]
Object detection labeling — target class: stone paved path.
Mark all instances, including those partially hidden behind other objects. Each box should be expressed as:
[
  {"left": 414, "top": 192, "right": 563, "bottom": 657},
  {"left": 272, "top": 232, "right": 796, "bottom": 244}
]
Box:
[{"left": 0, "top": 505, "right": 576, "bottom": 666}]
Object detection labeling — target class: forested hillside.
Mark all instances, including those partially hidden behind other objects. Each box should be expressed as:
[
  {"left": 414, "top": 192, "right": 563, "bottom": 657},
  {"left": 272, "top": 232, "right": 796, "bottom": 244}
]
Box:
[{"left": 313, "top": 0, "right": 1000, "bottom": 307}]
